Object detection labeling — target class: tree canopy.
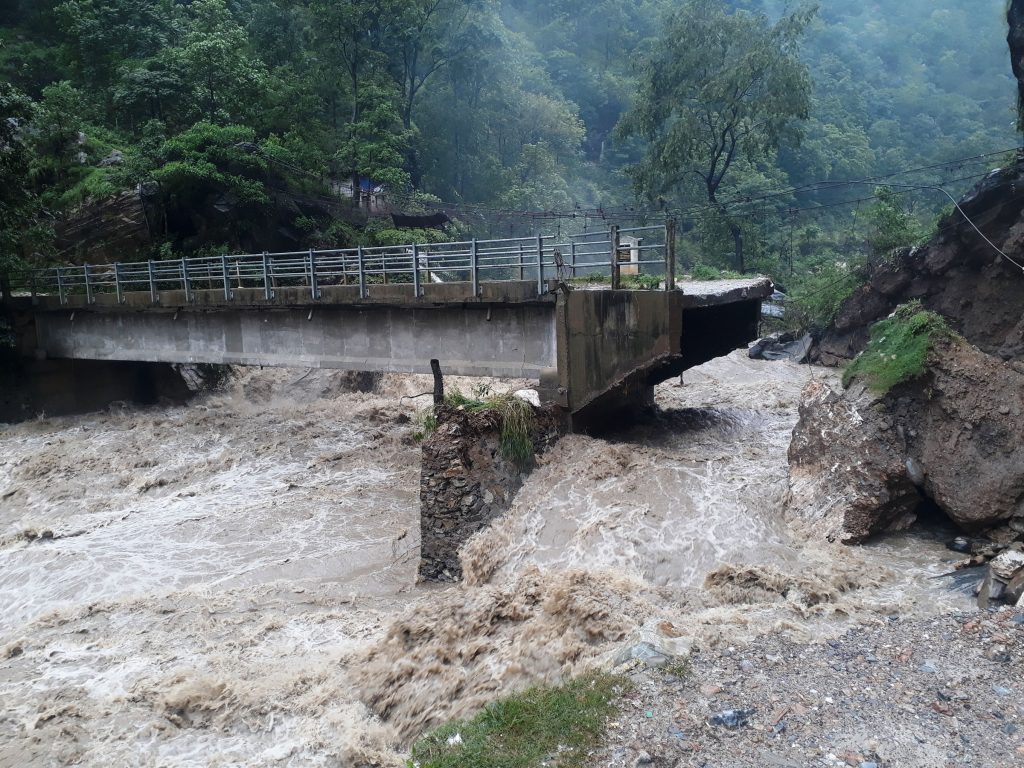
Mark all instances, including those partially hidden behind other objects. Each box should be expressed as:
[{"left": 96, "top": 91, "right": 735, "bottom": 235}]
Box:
[
  {"left": 618, "top": 0, "right": 817, "bottom": 271},
  {"left": 0, "top": 0, "right": 1017, "bottom": 286}
]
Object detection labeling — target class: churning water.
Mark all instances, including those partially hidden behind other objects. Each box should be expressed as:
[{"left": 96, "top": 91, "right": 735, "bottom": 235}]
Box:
[{"left": 0, "top": 355, "right": 970, "bottom": 766}]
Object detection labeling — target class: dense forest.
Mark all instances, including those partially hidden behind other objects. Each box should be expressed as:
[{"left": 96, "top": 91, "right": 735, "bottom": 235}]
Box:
[{"left": 0, "top": 0, "right": 1018, "bottom": 323}]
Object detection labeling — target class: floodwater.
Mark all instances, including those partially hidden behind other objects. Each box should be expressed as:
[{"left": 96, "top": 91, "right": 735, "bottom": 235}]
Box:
[{"left": 0, "top": 355, "right": 971, "bottom": 767}]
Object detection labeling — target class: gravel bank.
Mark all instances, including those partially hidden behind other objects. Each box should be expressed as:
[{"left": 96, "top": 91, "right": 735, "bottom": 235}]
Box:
[{"left": 596, "top": 608, "right": 1024, "bottom": 768}]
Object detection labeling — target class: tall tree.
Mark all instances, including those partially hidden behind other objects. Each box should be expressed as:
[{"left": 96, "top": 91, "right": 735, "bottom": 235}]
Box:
[{"left": 617, "top": 0, "right": 816, "bottom": 271}]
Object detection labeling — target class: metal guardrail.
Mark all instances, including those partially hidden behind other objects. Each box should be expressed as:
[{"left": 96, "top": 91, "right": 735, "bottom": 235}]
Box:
[{"left": 3, "top": 224, "right": 677, "bottom": 305}]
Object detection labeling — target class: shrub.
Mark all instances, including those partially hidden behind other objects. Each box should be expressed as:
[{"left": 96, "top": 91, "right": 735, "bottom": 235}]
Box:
[
  {"left": 445, "top": 387, "right": 537, "bottom": 466},
  {"left": 786, "top": 262, "right": 862, "bottom": 334}
]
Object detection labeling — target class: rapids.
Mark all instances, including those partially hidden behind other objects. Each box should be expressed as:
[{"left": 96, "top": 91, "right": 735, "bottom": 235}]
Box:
[{"left": 0, "top": 354, "right": 972, "bottom": 766}]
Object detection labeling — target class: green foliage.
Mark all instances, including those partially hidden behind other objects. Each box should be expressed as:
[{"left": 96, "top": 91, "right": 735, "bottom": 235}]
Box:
[
  {"left": 445, "top": 386, "right": 538, "bottom": 466},
  {"left": 864, "top": 186, "right": 926, "bottom": 258},
  {"left": 786, "top": 261, "right": 862, "bottom": 333},
  {"left": 0, "top": 0, "right": 1019, "bottom": 266},
  {"left": 408, "top": 672, "right": 626, "bottom": 768},
  {"left": 152, "top": 122, "right": 270, "bottom": 204},
  {"left": 0, "top": 82, "right": 40, "bottom": 261},
  {"left": 617, "top": 0, "right": 816, "bottom": 271},
  {"left": 842, "top": 303, "right": 954, "bottom": 393}
]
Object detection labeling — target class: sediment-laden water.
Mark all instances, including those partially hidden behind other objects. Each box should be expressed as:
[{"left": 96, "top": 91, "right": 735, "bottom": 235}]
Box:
[{"left": 0, "top": 355, "right": 971, "bottom": 767}]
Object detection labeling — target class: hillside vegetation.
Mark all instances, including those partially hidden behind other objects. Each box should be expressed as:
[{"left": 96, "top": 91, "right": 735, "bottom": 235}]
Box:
[{"left": 0, "top": 0, "right": 1016, "bottom": 296}]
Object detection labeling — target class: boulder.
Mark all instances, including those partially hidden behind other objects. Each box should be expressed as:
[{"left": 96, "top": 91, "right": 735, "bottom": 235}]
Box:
[
  {"left": 786, "top": 379, "right": 920, "bottom": 543},
  {"left": 787, "top": 337, "right": 1024, "bottom": 541}
]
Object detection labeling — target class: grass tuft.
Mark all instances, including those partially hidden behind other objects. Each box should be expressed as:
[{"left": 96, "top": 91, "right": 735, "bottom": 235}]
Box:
[
  {"left": 567, "top": 273, "right": 664, "bottom": 290},
  {"left": 408, "top": 672, "right": 627, "bottom": 768},
  {"left": 841, "top": 302, "right": 954, "bottom": 393},
  {"left": 445, "top": 386, "right": 537, "bottom": 466}
]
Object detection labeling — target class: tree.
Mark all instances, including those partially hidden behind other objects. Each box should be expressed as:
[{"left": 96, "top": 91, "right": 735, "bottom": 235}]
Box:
[
  {"left": 180, "top": 0, "right": 266, "bottom": 123},
  {"left": 864, "top": 186, "right": 924, "bottom": 259},
  {"left": 0, "top": 83, "right": 40, "bottom": 265},
  {"left": 617, "top": 0, "right": 816, "bottom": 271}
]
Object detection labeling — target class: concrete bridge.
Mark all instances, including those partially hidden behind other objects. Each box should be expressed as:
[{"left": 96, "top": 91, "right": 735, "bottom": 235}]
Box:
[{"left": 1, "top": 226, "right": 772, "bottom": 427}]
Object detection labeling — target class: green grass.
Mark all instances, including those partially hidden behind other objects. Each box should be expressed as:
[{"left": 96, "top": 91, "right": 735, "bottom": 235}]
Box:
[
  {"left": 445, "top": 387, "right": 537, "bottom": 466},
  {"left": 687, "top": 264, "right": 745, "bottom": 281},
  {"left": 408, "top": 673, "right": 627, "bottom": 768},
  {"left": 842, "top": 302, "right": 954, "bottom": 393},
  {"left": 567, "top": 272, "right": 663, "bottom": 290}
]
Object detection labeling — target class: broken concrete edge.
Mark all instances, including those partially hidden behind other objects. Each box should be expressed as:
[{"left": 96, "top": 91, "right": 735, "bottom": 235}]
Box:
[{"left": 418, "top": 401, "right": 567, "bottom": 583}]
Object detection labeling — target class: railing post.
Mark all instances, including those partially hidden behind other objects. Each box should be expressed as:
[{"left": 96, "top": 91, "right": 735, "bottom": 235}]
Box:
[
  {"left": 309, "top": 248, "right": 320, "bottom": 300},
  {"left": 357, "top": 245, "right": 366, "bottom": 299},
  {"left": 665, "top": 219, "right": 677, "bottom": 291},
  {"left": 181, "top": 258, "right": 192, "bottom": 303},
  {"left": 412, "top": 243, "right": 421, "bottom": 298},
  {"left": 83, "top": 264, "right": 94, "bottom": 304},
  {"left": 535, "top": 234, "right": 544, "bottom": 295},
  {"left": 470, "top": 238, "right": 479, "bottom": 296},
  {"left": 610, "top": 224, "right": 621, "bottom": 290},
  {"left": 221, "top": 254, "right": 233, "bottom": 301},
  {"left": 57, "top": 268, "right": 66, "bottom": 305},
  {"left": 148, "top": 260, "right": 158, "bottom": 304},
  {"left": 262, "top": 251, "right": 273, "bottom": 300},
  {"left": 518, "top": 243, "right": 525, "bottom": 281},
  {"left": 569, "top": 240, "right": 577, "bottom": 278},
  {"left": 114, "top": 262, "right": 124, "bottom": 304}
]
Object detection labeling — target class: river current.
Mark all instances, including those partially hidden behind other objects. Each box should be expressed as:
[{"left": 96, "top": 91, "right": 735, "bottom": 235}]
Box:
[{"left": 0, "top": 354, "right": 970, "bottom": 766}]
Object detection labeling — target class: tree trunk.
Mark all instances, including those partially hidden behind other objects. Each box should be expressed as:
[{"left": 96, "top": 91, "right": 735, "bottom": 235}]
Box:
[{"left": 730, "top": 222, "right": 745, "bottom": 273}]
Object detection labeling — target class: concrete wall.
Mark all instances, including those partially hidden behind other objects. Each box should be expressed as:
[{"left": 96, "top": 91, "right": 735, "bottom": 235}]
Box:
[
  {"left": 554, "top": 290, "right": 684, "bottom": 417},
  {"left": 33, "top": 304, "right": 558, "bottom": 379}
]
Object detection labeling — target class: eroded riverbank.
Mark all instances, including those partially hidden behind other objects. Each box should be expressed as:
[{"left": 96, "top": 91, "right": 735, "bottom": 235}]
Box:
[{"left": 0, "top": 354, "right": 984, "bottom": 766}]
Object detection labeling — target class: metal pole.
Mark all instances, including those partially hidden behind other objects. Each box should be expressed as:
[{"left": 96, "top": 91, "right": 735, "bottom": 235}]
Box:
[
  {"left": 262, "top": 251, "right": 273, "bottom": 300},
  {"left": 83, "top": 264, "right": 94, "bottom": 304},
  {"left": 357, "top": 245, "right": 366, "bottom": 299},
  {"left": 114, "top": 262, "right": 124, "bottom": 304},
  {"left": 518, "top": 243, "right": 525, "bottom": 281},
  {"left": 471, "top": 238, "right": 479, "bottom": 296},
  {"left": 570, "top": 240, "right": 577, "bottom": 278},
  {"left": 665, "top": 219, "right": 677, "bottom": 291},
  {"left": 412, "top": 243, "right": 421, "bottom": 298},
  {"left": 221, "top": 254, "right": 232, "bottom": 301},
  {"left": 148, "top": 260, "right": 157, "bottom": 304},
  {"left": 181, "top": 258, "right": 191, "bottom": 303},
  {"left": 309, "top": 248, "right": 319, "bottom": 300},
  {"left": 57, "top": 268, "right": 65, "bottom": 305},
  {"left": 610, "top": 224, "right": 621, "bottom": 289},
  {"left": 535, "top": 233, "right": 544, "bottom": 294}
]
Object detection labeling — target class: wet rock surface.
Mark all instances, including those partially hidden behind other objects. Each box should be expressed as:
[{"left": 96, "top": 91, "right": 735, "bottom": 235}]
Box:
[
  {"left": 594, "top": 609, "right": 1024, "bottom": 768},
  {"left": 787, "top": 338, "right": 1024, "bottom": 543},
  {"left": 749, "top": 332, "right": 813, "bottom": 363}
]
